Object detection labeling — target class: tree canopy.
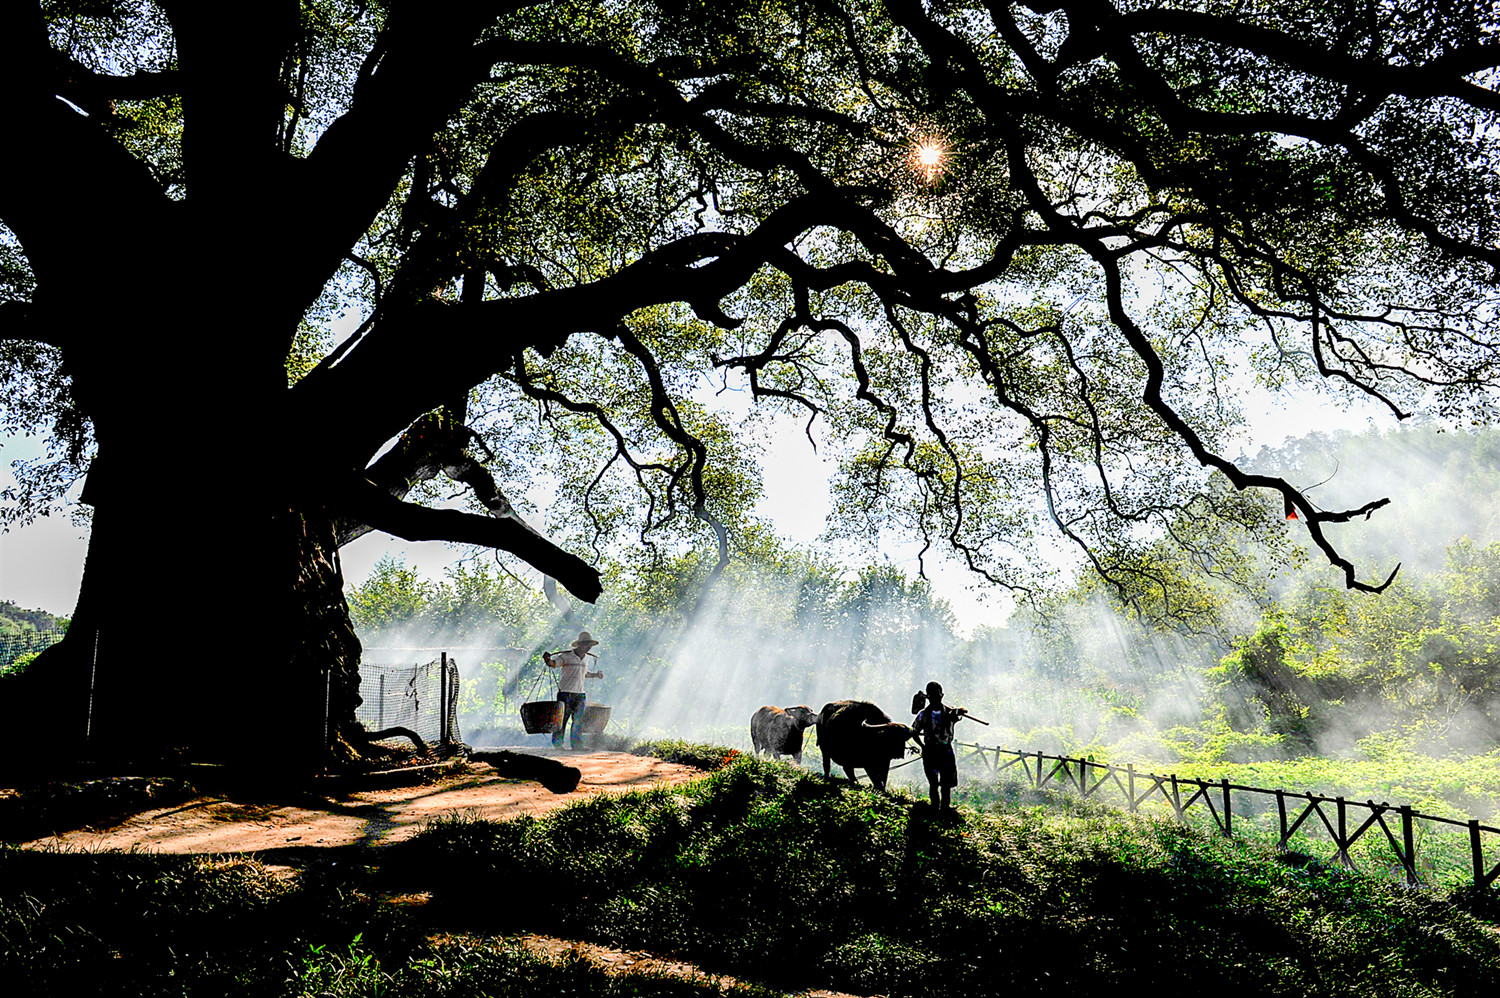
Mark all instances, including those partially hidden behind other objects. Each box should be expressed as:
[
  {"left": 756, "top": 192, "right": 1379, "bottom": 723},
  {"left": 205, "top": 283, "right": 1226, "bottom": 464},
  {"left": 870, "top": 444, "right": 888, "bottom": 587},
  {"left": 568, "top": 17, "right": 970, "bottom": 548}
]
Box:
[{"left": 4, "top": 0, "right": 1500, "bottom": 763}]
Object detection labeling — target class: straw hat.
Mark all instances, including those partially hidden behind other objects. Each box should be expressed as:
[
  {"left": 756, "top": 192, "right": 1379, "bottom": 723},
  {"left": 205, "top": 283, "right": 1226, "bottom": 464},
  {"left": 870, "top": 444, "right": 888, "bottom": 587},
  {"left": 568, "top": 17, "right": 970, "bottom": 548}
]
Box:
[{"left": 571, "top": 631, "right": 599, "bottom": 650}]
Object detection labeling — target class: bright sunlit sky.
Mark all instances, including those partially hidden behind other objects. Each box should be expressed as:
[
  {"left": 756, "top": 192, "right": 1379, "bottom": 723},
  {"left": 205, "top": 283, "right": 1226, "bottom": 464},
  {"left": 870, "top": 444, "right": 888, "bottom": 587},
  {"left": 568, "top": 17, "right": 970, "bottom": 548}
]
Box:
[{"left": 0, "top": 367, "right": 1385, "bottom": 634}]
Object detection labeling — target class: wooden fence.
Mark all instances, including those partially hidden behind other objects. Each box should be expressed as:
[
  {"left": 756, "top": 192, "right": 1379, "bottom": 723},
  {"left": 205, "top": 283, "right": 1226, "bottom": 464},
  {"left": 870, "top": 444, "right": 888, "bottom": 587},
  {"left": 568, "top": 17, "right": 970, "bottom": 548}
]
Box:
[{"left": 954, "top": 742, "right": 1500, "bottom": 891}]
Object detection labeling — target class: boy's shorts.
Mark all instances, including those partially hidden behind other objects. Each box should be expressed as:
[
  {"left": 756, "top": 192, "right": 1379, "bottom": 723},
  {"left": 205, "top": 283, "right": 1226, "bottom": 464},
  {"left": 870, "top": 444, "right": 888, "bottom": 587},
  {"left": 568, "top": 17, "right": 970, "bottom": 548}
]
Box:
[{"left": 923, "top": 743, "right": 958, "bottom": 788}]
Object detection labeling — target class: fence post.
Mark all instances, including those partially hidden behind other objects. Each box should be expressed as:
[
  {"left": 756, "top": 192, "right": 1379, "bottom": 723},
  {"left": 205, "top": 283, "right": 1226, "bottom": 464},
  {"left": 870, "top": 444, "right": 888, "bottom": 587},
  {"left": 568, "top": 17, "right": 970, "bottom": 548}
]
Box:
[
  {"left": 1127, "top": 763, "right": 1137, "bottom": 813},
  {"left": 378, "top": 674, "right": 386, "bottom": 731},
  {"left": 1221, "top": 779, "right": 1232, "bottom": 838},
  {"left": 1472, "top": 819, "right": 1485, "bottom": 890},
  {"left": 1036, "top": 751, "right": 1044, "bottom": 788},
  {"left": 1337, "top": 797, "right": 1351, "bottom": 867},
  {"left": 440, "top": 653, "right": 449, "bottom": 750},
  {"left": 1170, "top": 774, "right": 1182, "bottom": 822},
  {"left": 1276, "top": 790, "right": 1288, "bottom": 851},
  {"left": 1401, "top": 806, "right": 1418, "bottom": 886}
]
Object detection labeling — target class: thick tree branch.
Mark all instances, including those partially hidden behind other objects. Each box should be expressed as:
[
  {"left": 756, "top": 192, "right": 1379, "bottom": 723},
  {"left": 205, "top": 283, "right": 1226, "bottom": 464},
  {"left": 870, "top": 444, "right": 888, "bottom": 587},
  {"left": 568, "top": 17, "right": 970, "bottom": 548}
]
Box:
[
  {"left": 341, "top": 475, "right": 601, "bottom": 603},
  {"left": 0, "top": 7, "right": 172, "bottom": 300}
]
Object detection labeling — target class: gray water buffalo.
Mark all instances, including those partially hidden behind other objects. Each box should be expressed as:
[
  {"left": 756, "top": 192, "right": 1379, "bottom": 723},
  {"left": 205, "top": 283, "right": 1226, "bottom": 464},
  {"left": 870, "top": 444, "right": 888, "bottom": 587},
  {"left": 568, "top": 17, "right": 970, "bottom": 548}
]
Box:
[
  {"left": 815, "top": 700, "right": 914, "bottom": 791},
  {"left": 750, "top": 705, "right": 820, "bottom": 763}
]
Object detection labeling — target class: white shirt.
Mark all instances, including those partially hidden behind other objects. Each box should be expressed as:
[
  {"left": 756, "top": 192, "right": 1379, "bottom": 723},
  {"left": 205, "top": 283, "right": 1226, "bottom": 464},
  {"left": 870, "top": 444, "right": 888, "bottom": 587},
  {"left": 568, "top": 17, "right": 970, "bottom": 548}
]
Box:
[{"left": 554, "top": 649, "right": 591, "bottom": 693}]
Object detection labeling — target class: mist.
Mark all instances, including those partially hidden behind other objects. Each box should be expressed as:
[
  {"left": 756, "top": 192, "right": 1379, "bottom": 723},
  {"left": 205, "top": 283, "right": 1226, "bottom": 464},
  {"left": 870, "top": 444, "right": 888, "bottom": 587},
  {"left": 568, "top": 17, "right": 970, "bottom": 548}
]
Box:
[{"left": 348, "top": 422, "right": 1500, "bottom": 777}]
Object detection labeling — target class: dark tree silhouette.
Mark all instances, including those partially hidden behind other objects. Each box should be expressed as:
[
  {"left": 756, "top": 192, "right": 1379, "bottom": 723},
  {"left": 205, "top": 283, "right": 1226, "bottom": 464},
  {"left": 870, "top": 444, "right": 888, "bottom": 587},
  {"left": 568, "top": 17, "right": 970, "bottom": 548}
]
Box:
[{"left": 3, "top": 0, "right": 1498, "bottom": 768}]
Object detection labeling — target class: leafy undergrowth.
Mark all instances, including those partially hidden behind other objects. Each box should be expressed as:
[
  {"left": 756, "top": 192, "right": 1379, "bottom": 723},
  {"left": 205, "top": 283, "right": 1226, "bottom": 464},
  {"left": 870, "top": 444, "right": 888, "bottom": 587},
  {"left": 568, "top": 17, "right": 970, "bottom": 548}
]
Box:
[
  {"left": 396, "top": 754, "right": 1500, "bottom": 997},
  {"left": 0, "top": 846, "right": 777, "bottom": 997}
]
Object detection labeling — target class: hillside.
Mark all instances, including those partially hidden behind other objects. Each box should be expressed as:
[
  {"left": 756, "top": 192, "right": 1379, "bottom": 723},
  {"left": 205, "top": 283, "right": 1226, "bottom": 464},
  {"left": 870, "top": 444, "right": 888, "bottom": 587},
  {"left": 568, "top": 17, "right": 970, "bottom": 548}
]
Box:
[
  {"left": 0, "top": 600, "right": 66, "bottom": 635},
  {"left": 4, "top": 753, "right": 1496, "bottom": 996}
]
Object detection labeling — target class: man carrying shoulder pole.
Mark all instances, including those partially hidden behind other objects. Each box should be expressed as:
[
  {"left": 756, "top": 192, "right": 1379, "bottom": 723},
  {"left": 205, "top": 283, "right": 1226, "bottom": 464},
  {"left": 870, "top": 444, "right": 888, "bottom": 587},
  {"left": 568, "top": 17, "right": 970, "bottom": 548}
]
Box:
[{"left": 542, "top": 631, "right": 604, "bottom": 750}]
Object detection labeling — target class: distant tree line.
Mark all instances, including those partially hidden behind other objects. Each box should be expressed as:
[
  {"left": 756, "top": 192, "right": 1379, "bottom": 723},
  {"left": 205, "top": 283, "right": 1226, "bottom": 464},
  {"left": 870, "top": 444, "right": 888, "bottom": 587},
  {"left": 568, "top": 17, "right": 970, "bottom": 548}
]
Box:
[{"left": 0, "top": 600, "right": 66, "bottom": 635}]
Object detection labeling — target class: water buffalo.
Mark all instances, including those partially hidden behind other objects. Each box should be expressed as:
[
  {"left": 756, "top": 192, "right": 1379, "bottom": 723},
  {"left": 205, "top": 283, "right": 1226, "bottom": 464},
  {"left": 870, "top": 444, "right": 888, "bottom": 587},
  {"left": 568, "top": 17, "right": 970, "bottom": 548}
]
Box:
[
  {"left": 815, "top": 700, "right": 914, "bottom": 791},
  {"left": 750, "top": 705, "right": 820, "bottom": 763}
]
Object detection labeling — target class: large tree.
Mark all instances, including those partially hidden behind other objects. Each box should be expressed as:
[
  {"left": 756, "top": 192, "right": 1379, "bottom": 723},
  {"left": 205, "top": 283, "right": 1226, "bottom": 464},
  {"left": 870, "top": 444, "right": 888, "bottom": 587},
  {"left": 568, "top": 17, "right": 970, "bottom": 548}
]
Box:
[{"left": 4, "top": 0, "right": 1499, "bottom": 767}]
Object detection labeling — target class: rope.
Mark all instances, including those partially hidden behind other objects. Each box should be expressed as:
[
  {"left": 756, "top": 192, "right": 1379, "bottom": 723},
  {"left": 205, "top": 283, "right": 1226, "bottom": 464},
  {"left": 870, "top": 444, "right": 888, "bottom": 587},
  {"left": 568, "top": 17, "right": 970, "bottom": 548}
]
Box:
[{"left": 524, "top": 661, "right": 550, "bottom": 702}]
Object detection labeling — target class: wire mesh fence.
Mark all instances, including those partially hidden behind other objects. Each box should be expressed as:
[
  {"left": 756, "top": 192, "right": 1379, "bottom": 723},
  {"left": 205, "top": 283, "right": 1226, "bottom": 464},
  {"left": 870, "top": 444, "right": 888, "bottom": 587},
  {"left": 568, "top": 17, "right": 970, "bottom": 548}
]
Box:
[
  {"left": 355, "top": 652, "right": 461, "bottom": 751},
  {"left": 0, "top": 630, "right": 65, "bottom": 670}
]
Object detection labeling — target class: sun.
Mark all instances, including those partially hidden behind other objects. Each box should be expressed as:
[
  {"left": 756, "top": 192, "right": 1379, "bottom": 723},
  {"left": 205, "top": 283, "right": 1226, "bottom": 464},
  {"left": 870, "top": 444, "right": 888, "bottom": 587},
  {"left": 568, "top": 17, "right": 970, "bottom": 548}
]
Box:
[{"left": 909, "top": 137, "right": 948, "bottom": 184}]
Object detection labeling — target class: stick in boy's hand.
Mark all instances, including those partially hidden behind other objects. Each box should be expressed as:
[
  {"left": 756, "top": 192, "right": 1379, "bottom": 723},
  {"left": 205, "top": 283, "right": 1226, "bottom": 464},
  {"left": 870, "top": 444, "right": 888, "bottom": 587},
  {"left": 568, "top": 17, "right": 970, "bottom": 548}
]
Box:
[{"left": 956, "top": 709, "right": 991, "bottom": 726}]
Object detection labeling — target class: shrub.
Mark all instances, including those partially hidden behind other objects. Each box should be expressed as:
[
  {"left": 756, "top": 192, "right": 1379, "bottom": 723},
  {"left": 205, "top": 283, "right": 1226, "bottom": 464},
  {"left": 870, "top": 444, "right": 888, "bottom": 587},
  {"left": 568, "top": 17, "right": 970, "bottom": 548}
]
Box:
[{"left": 630, "top": 740, "right": 740, "bottom": 771}]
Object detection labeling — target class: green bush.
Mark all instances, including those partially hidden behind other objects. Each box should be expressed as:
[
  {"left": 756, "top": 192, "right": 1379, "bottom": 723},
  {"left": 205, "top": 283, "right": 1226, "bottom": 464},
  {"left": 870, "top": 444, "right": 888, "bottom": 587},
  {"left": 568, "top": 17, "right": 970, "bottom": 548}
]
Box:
[
  {"left": 0, "top": 649, "right": 39, "bottom": 678},
  {"left": 630, "top": 739, "right": 742, "bottom": 771}
]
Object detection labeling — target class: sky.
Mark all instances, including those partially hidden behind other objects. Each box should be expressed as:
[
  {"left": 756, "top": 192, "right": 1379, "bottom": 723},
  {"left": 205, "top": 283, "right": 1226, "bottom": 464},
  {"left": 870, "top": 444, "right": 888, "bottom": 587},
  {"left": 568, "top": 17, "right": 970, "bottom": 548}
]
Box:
[{"left": 0, "top": 373, "right": 1386, "bottom": 633}]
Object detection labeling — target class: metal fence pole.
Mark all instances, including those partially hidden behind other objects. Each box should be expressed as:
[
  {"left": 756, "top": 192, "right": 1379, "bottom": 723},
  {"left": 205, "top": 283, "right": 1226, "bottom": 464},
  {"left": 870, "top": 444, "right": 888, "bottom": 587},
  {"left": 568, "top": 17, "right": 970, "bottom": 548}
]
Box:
[{"left": 1221, "top": 779, "right": 1232, "bottom": 838}]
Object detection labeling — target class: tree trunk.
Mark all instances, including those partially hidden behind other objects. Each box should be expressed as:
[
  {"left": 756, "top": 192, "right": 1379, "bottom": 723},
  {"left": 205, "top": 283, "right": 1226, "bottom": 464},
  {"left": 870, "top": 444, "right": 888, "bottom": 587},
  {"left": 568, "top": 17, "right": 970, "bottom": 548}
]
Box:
[
  {"left": 11, "top": 501, "right": 359, "bottom": 774},
  {"left": 4, "top": 293, "right": 362, "bottom": 773}
]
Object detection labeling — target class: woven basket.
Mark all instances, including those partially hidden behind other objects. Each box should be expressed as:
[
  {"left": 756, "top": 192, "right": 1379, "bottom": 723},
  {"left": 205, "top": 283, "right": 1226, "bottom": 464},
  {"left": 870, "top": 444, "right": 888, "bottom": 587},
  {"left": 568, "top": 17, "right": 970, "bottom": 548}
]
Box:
[
  {"left": 519, "top": 700, "right": 565, "bottom": 734},
  {"left": 577, "top": 704, "right": 612, "bottom": 734}
]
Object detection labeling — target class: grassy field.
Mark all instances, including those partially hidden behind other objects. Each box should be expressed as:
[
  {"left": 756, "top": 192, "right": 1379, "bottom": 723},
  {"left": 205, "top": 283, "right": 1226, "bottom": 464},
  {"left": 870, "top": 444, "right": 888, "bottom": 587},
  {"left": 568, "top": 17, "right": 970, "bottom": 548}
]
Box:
[
  {"left": 5, "top": 751, "right": 1498, "bottom": 996},
  {"left": 939, "top": 736, "right": 1500, "bottom": 890}
]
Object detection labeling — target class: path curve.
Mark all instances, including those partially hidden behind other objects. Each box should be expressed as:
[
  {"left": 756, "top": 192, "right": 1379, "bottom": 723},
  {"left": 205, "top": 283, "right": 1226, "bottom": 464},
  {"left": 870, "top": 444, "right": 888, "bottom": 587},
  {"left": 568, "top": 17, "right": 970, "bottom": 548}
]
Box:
[{"left": 17, "top": 750, "right": 704, "bottom": 854}]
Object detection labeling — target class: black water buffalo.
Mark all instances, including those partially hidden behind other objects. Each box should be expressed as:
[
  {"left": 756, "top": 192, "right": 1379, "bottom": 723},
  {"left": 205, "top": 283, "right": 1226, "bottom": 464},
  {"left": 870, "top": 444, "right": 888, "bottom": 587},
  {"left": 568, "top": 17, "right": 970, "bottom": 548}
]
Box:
[
  {"left": 815, "top": 700, "right": 914, "bottom": 791},
  {"left": 750, "top": 705, "right": 819, "bottom": 763}
]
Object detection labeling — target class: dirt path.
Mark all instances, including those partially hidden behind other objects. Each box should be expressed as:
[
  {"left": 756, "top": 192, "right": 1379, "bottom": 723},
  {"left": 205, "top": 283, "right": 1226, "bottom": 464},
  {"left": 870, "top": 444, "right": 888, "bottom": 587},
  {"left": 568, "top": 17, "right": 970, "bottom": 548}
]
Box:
[
  {"left": 14, "top": 751, "right": 870, "bottom": 997},
  {"left": 15, "top": 749, "right": 703, "bottom": 854},
  {"left": 504, "top": 933, "right": 866, "bottom": 998}
]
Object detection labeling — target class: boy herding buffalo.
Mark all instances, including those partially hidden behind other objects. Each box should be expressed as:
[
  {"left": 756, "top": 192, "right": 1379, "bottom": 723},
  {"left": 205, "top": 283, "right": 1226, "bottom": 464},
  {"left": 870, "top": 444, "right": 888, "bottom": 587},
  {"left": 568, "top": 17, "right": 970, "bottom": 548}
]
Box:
[
  {"left": 750, "top": 683, "right": 985, "bottom": 816},
  {"left": 910, "top": 681, "right": 968, "bottom": 813}
]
